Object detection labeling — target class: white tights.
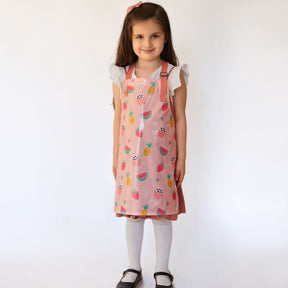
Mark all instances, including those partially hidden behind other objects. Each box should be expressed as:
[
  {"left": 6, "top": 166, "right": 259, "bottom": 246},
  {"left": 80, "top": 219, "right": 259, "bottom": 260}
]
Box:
[{"left": 121, "top": 217, "right": 173, "bottom": 286}]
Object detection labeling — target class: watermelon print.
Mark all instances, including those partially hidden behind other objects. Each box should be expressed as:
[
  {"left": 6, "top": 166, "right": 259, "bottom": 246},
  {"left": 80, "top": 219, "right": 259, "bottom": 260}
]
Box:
[
  {"left": 160, "top": 146, "right": 168, "bottom": 156},
  {"left": 120, "top": 206, "right": 127, "bottom": 214},
  {"left": 136, "top": 172, "right": 148, "bottom": 181},
  {"left": 125, "top": 145, "right": 131, "bottom": 154},
  {"left": 157, "top": 207, "right": 166, "bottom": 216},
  {"left": 140, "top": 110, "right": 152, "bottom": 119},
  {"left": 114, "top": 61, "right": 184, "bottom": 218},
  {"left": 127, "top": 85, "right": 135, "bottom": 93}
]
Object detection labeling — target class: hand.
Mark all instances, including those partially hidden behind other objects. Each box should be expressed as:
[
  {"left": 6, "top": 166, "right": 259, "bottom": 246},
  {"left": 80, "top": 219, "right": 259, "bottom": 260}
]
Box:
[
  {"left": 112, "top": 157, "right": 118, "bottom": 180},
  {"left": 174, "top": 159, "right": 185, "bottom": 188}
]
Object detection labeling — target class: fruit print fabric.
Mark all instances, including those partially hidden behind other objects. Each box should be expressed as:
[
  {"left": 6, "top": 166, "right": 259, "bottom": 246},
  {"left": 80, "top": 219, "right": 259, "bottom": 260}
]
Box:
[{"left": 114, "top": 61, "right": 186, "bottom": 220}]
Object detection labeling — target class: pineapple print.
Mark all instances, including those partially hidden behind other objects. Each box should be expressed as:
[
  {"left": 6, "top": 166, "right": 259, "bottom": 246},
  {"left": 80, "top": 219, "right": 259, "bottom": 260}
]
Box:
[
  {"left": 148, "top": 82, "right": 156, "bottom": 95},
  {"left": 143, "top": 143, "right": 152, "bottom": 156},
  {"left": 129, "top": 111, "right": 134, "bottom": 125},
  {"left": 126, "top": 172, "right": 131, "bottom": 186},
  {"left": 141, "top": 205, "right": 148, "bottom": 215},
  {"left": 170, "top": 115, "right": 174, "bottom": 127},
  {"left": 167, "top": 174, "right": 172, "bottom": 188}
]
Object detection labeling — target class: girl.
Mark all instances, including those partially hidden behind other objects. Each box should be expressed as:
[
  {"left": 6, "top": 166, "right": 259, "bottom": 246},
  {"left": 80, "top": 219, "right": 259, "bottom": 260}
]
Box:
[{"left": 110, "top": 2, "right": 188, "bottom": 287}]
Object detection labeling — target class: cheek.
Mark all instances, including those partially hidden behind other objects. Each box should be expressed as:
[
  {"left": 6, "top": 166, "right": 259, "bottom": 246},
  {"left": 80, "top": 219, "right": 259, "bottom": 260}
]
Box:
[
  {"left": 131, "top": 41, "right": 137, "bottom": 53},
  {"left": 156, "top": 39, "right": 165, "bottom": 50},
  {"left": 132, "top": 40, "right": 139, "bottom": 50}
]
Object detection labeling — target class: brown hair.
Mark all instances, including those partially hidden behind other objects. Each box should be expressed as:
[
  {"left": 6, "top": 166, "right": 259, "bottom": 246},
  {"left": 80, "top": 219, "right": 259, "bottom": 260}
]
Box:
[
  {"left": 112, "top": 2, "right": 178, "bottom": 109},
  {"left": 115, "top": 2, "right": 178, "bottom": 67}
]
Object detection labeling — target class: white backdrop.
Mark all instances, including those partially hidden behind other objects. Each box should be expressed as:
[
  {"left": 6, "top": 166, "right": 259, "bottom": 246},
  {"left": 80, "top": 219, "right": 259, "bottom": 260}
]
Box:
[{"left": 0, "top": 0, "right": 287, "bottom": 287}]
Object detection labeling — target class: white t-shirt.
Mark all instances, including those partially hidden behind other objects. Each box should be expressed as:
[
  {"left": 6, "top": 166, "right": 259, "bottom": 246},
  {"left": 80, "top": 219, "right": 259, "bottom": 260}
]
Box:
[{"left": 110, "top": 63, "right": 189, "bottom": 105}]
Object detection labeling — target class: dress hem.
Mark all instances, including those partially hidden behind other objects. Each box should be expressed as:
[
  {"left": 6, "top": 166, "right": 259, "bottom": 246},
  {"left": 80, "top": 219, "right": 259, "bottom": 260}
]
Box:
[{"left": 115, "top": 211, "right": 185, "bottom": 221}]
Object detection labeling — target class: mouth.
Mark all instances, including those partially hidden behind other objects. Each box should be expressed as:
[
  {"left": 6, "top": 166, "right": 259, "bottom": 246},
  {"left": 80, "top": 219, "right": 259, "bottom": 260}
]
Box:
[{"left": 141, "top": 49, "right": 154, "bottom": 53}]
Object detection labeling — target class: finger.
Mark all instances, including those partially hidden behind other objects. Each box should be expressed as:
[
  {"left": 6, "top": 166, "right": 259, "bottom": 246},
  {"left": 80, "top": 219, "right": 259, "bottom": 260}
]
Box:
[
  {"left": 177, "top": 171, "right": 184, "bottom": 188},
  {"left": 177, "top": 177, "right": 181, "bottom": 188},
  {"left": 175, "top": 168, "right": 180, "bottom": 181}
]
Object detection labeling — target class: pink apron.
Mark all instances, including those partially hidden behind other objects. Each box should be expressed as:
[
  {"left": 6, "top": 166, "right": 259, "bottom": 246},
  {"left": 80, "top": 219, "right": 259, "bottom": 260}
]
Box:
[{"left": 114, "top": 60, "right": 186, "bottom": 220}]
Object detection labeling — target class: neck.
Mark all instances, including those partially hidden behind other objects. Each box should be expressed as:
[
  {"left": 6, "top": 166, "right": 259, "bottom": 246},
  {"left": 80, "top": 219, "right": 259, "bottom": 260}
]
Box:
[{"left": 135, "top": 58, "right": 162, "bottom": 70}]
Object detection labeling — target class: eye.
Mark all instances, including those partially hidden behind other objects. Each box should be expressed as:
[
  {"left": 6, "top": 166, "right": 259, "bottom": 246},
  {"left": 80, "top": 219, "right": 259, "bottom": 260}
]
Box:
[
  {"left": 152, "top": 34, "right": 159, "bottom": 39},
  {"left": 136, "top": 35, "right": 143, "bottom": 39}
]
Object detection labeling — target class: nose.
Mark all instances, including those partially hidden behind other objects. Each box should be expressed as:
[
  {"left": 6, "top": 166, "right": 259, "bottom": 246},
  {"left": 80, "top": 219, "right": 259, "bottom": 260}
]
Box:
[{"left": 143, "top": 37, "right": 152, "bottom": 47}]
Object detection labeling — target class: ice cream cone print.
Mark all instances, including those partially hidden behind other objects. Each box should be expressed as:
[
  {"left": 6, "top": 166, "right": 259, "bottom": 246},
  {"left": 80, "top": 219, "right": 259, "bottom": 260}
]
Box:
[
  {"left": 118, "top": 185, "right": 122, "bottom": 195},
  {"left": 121, "top": 125, "right": 125, "bottom": 136},
  {"left": 132, "top": 155, "right": 141, "bottom": 167},
  {"left": 171, "top": 157, "right": 176, "bottom": 167},
  {"left": 154, "top": 188, "right": 163, "bottom": 199},
  {"left": 157, "top": 127, "right": 166, "bottom": 138},
  {"left": 136, "top": 94, "right": 145, "bottom": 105}
]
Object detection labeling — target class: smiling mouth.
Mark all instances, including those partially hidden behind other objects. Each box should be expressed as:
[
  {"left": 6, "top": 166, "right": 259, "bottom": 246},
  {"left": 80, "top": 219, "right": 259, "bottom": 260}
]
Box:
[{"left": 142, "top": 49, "right": 154, "bottom": 53}]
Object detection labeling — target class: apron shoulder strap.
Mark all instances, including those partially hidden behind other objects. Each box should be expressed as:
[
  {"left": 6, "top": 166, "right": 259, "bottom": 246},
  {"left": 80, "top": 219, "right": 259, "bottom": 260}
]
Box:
[
  {"left": 160, "top": 60, "right": 168, "bottom": 102},
  {"left": 167, "top": 66, "right": 175, "bottom": 78},
  {"left": 125, "top": 64, "right": 134, "bottom": 80}
]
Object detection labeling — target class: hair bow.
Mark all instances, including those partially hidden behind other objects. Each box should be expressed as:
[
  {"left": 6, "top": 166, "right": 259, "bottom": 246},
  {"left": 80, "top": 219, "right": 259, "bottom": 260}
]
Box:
[{"left": 126, "top": 1, "right": 142, "bottom": 14}]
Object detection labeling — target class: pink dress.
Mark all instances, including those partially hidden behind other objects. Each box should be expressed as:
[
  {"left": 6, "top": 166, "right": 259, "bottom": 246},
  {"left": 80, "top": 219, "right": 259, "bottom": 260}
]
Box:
[{"left": 114, "top": 60, "right": 186, "bottom": 220}]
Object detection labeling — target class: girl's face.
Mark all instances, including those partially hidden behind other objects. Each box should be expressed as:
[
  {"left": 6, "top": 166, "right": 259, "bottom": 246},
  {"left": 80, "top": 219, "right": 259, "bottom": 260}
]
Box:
[{"left": 131, "top": 19, "right": 166, "bottom": 63}]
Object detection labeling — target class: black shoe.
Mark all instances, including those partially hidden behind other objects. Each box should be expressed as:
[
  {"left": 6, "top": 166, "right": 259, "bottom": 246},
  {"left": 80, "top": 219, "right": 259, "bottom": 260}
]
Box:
[
  {"left": 153, "top": 271, "right": 174, "bottom": 288},
  {"left": 116, "top": 269, "right": 142, "bottom": 288}
]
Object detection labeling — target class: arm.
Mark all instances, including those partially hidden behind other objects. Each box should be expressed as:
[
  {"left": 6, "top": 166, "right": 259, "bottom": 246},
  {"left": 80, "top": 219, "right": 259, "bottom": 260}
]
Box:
[
  {"left": 173, "top": 69, "right": 187, "bottom": 188},
  {"left": 112, "top": 82, "right": 122, "bottom": 180}
]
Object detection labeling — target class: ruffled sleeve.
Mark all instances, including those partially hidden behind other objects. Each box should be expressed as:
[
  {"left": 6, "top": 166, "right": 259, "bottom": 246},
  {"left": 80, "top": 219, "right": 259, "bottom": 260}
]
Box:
[
  {"left": 169, "top": 64, "right": 189, "bottom": 97},
  {"left": 109, "top": 64, "right": 126, "bottom": 97}
]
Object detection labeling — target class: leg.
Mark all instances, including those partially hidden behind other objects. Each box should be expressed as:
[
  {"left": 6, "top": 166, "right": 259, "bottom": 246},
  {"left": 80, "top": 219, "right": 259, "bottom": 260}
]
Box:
[
  {"left": 121, "top": 217, "right": 145, "bottom": 282},
  {"left": 152, "top": 218, "right": 173, "bottom": 286}
]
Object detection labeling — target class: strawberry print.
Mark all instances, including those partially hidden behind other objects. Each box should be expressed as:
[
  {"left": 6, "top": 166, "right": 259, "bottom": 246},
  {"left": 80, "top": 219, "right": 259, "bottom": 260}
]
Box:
[{"left": 132, "top": 189, "right": 140, "bottom": 200}]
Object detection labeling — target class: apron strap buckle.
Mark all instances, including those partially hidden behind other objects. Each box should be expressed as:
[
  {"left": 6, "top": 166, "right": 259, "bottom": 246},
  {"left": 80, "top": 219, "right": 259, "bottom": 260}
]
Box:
[{"left": 160, "top": 71, "right": 168, "bottom": 77}]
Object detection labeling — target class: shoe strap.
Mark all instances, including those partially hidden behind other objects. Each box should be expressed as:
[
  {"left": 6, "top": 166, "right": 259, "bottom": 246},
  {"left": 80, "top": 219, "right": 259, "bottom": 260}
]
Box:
[
  {"left": 123, "top": 269, "right": 141, "bottom": 275},
  {"left": 154, "top": 271, "right": 174, "bottom": 281}
]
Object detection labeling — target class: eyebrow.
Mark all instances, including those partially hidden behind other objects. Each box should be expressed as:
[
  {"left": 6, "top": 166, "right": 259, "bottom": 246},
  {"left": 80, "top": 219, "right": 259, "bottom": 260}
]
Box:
[{"left": 133, "top": 32, "right": 162, "bottom": 36}]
